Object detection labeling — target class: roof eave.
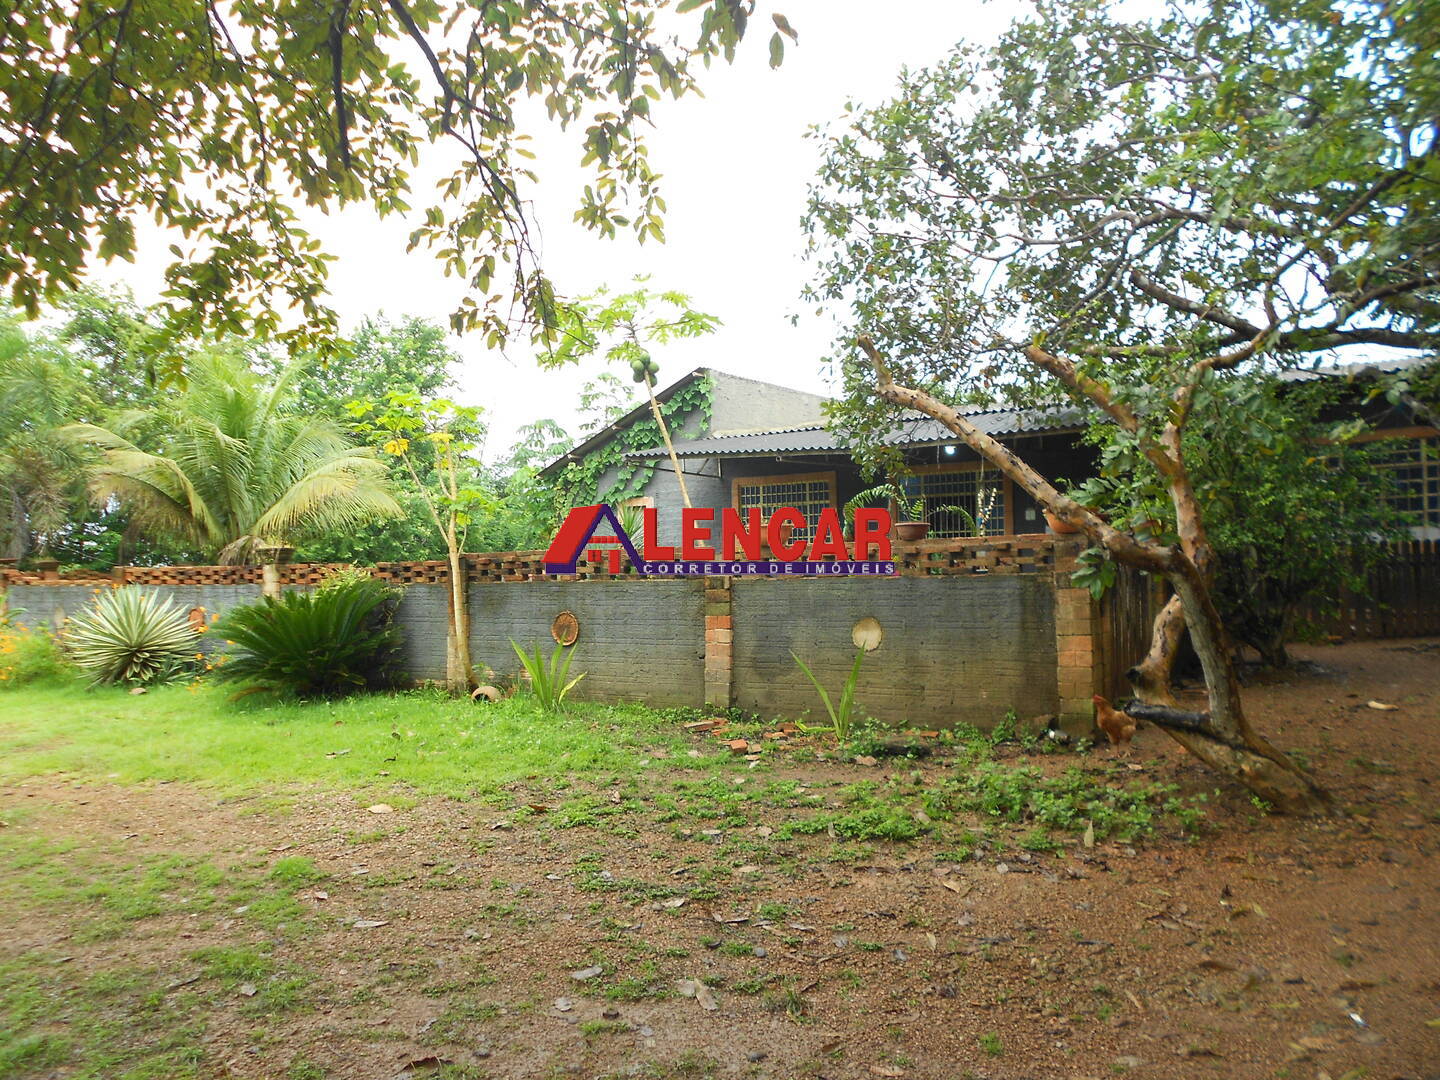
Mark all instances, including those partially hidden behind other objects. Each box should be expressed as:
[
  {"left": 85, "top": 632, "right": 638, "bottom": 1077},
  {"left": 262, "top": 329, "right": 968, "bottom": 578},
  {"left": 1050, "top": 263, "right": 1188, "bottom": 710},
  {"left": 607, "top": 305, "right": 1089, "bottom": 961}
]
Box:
[{"left": 537, "top": 368, "right": 707, "bottom": 479}]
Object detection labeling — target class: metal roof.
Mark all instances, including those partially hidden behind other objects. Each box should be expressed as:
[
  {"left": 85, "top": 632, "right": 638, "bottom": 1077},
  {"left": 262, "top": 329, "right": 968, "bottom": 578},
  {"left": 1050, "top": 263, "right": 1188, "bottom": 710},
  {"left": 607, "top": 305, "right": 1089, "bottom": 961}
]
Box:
[
  {"left": 624, "top": 404, "right": 1084, "bottom": 460},
  {"left": 1276, "top": 354, "right": 1435, "bottom": 383},
  {"left": 537, "top": 367, "right": 711, "bottom": 479}
]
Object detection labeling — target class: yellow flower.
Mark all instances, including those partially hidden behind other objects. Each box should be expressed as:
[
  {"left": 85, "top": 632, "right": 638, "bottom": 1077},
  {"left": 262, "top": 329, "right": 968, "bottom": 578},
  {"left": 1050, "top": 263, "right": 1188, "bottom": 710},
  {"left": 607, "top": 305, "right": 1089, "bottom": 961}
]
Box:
[{"left": 382, "top": 438, "right": 410, "bottom": 455}]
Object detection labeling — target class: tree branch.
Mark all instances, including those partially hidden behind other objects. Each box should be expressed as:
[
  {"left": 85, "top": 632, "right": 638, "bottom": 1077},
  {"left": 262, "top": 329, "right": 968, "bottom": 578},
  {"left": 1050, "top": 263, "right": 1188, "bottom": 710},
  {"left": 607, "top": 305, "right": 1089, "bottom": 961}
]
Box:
[{"left": 858, "top": 334, "right": 1172, "bottom": 571}]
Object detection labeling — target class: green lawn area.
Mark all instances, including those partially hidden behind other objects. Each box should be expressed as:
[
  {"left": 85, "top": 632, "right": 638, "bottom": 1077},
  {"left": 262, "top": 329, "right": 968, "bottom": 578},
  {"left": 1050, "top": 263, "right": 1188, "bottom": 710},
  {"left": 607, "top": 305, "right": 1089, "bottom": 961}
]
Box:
[
  {"left": 0, "top": 676, "right": 1219, "bottom": 1079},
  {"left": 0, "top": 681, "right": 706, "bottom": 801}
]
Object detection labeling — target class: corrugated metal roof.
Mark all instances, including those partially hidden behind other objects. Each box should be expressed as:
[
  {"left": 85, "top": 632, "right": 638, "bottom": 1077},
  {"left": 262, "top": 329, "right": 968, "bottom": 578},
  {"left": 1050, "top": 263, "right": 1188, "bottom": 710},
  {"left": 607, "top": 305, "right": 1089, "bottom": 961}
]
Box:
[
  {"left": 1277, "top": 354, "right": 1435, "bottom": 383},
  {"left": 624, "top": 404, "right": 1084, "bottom": 460}
]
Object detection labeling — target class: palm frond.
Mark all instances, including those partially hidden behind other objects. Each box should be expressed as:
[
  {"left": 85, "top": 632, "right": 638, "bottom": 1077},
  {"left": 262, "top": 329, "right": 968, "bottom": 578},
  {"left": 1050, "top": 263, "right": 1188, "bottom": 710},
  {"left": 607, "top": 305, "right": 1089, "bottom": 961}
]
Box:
[{"left": 65, "top": 353, "right": 400, "bottom": 560}]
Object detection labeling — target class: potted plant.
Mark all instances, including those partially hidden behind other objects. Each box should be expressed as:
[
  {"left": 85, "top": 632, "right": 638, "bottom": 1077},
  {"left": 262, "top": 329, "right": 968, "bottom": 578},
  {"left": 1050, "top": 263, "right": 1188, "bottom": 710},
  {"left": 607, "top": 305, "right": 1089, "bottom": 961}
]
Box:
[
  {"left": 845, "top": 483, "right": 929, "bottom": 540},
  {"left": 844, "top": 484, "right": 980, "bottom": 543}
]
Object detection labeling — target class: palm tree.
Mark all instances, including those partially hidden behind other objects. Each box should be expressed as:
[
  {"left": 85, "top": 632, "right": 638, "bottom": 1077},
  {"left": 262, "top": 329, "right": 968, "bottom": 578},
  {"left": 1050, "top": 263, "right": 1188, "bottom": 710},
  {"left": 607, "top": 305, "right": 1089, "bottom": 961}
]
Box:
[
  {"left": 0, "top": 321, "right": 92, "bottom": 560},
  {"left": 64, "top": 351, "right": 400, "bottom": 564}
]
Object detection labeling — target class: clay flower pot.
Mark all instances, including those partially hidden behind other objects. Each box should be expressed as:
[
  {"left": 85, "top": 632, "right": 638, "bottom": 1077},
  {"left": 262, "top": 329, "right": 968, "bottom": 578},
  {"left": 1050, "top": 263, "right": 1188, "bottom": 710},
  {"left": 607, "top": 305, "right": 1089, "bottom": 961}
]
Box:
[
  {"left": 894, "top": 521, "right": 931, "bottom": 542},
  {"left": 1043, "top": 510, "right": 1082, "bottom": 535}
]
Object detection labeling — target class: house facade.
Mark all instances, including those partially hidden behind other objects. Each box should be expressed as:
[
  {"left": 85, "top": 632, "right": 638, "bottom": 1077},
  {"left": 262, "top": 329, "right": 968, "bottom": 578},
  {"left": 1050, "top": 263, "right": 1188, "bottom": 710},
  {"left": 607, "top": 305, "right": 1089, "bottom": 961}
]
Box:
[{"left": 539, "top": 360, "right": 1440, "bottom": 544}]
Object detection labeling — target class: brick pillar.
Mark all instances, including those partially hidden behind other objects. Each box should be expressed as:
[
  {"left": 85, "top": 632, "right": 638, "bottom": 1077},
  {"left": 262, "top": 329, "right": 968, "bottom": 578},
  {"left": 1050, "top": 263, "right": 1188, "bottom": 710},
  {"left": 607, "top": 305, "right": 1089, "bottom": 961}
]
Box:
[
  {"left": 703, "top": 576, "right": 733, "bottom": 708},
  {"left": 1053, "top": 548, "right": 1102, "bottom": 738}
]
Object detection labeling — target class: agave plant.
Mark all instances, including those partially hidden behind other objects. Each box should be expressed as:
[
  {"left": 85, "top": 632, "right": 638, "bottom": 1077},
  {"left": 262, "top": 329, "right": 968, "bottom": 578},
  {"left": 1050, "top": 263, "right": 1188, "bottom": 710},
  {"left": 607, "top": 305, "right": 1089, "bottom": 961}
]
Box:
[
  {"left": 510, "top": 640, "right": 586, "bottom": 713},
  {"left": 65, "top": 587, "right": 197, "bottom": 686},
  {"left": 213, "top": 574, "right": 401, "bottom": 698}
]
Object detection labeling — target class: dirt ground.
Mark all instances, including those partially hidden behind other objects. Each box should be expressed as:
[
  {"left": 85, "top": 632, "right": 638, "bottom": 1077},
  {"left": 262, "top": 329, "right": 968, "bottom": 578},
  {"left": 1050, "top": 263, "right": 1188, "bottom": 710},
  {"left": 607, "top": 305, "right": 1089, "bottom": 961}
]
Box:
[{"left": 3, "top": 638, "right": 1439, "bottom": 1080}]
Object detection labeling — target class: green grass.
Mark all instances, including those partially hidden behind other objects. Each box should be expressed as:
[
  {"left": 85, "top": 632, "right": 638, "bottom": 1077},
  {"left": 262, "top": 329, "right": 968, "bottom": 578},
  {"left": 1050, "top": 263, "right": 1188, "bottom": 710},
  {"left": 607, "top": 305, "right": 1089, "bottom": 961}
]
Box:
[{"left": 0, "top": 679, "right": 703, "bottom": 798}]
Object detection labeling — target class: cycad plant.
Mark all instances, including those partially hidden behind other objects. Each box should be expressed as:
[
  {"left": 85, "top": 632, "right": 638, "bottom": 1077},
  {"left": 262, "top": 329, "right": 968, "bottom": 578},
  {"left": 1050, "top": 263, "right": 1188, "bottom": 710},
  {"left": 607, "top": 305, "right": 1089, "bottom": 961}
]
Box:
[
  {"left": 65, "top": 586, "right": 197, "bottom": 686},
  {"left": 510, "top": 640, "right": 586, "bottom": 713},
  {"left": 213, "top": 574, "right": 402, "bottom": 698},
  {"left": 63, "top": 351, "right": 400, "bottom": 563}
]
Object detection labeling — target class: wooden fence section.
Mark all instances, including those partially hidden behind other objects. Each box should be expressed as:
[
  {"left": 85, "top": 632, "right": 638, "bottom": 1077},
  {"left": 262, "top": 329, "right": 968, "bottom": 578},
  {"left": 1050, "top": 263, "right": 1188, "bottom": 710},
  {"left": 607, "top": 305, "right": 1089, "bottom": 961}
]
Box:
[
  {"left": 1098, "top": 564, "right": 1166, "bottom": 701},
  {"left": 1302, "top": 540, "right": 1440, "bottom": 639},
  {"left": 1098, "top": 541, "right": 1440, "bottom": 693}
]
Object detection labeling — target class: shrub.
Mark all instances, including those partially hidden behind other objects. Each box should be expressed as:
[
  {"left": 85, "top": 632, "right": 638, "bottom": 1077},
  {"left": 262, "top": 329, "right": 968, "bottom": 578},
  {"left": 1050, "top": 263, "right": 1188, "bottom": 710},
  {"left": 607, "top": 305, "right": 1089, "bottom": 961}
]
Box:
[
  {"left": 63, "top": 587, "right": 197, "bottom": 686},
  {"left": 214, "top": 575, "right": 401, "bottom": 698},
  {"left": 0, "top": 626, "right": 72, "bottom": 687}
]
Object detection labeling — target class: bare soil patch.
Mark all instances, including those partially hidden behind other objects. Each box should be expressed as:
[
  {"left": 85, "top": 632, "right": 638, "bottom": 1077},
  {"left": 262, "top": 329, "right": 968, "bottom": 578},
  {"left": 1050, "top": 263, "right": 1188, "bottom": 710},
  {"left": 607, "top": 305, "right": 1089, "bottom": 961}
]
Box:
[{"left": 2, "top": 638, "right": 1438, "bottom": 1079}]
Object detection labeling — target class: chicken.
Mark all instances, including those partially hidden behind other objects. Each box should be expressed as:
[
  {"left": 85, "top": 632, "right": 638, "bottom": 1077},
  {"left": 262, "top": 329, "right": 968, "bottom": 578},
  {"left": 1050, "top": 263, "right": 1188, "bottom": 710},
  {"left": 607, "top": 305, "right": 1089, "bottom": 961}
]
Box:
[{"left": 1092, "top": 694, "right": 1136, "bottom": 755}]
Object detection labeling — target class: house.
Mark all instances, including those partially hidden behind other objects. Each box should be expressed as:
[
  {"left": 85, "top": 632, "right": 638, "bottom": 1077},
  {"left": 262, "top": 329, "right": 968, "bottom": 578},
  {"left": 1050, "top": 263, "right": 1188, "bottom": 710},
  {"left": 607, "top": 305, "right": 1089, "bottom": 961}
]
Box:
[{"left": 538, "top": 359, "right": 1439, "bottom": 542}]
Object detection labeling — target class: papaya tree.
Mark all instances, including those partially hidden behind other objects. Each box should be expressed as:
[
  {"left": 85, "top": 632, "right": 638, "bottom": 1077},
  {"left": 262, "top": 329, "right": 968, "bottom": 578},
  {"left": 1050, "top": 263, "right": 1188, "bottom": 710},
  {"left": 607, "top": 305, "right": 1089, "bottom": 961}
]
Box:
[
  {"left": 805, "top": 0, "right": 1440, "bottom": 813},
  {"left": 545, "top": 279, "right": 722, "bottom": 508},
  {"left": 349, "top": 394, "right": 491, "bottom": 693}
]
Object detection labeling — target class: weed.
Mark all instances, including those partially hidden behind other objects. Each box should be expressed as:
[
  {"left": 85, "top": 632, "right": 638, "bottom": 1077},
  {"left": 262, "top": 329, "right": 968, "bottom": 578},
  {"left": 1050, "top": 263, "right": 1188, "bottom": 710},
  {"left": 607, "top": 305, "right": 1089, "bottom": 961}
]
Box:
[
  {"left": 578, "top": 1019, "right": 630, "bottom": 1037},
  {"left": 511, "top": 640, "right": 586, "bottom": 712},
  {"left": 269, "top": 856, "right": 326, "bottom": 886},
  {"left": 791, "top": 646, "right": 867, "bottom": 743}
]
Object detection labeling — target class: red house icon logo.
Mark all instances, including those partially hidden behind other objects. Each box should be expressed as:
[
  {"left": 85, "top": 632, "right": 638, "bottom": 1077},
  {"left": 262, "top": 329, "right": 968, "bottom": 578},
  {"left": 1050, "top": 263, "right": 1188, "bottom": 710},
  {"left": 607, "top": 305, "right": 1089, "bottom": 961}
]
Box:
[{"left": 542, "top": 505, "right": 646, "bottom": 575}]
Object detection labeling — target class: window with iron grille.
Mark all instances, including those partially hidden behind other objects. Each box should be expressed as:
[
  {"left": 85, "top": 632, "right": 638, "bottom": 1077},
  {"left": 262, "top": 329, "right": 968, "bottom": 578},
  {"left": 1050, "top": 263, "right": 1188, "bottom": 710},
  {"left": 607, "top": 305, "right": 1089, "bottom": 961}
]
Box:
[
  {"left": 902, "top": 471, "right": 1007, "bottom": 537},
  {"left": 735, "top": 476, "right": 833, "bottom": 539},
  {"left": 1372, "top": 435, "right": 1440, "bottom": 528}
]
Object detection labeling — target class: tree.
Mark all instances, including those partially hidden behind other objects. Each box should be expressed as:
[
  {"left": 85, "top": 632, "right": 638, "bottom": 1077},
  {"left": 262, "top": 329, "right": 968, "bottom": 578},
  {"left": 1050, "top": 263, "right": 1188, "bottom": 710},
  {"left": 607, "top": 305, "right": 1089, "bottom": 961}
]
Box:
[
  {"left": 0, "top": 320, "right": 91, "bottom": 560},
  {"left": 546, "top": 278, "right": 721, "bottom": 507},
  {"left": 63, "top": 352, "right": 400, "bottom": 565},
  {"left": 804, "top": 0, "right": 1439, "bottom": 813},
  {"left": 1070, "top": 376, "right": 1410, "bottom": 668},
  {"left": 1, "top": 2, "right": 792, "bottom": 355},
  {"left": 349, "top": 394, "right": 491, "bottom": 693},
  {"left": 280, "top": 315, "right": 463, "bottom": 564},
  {"left": 284, "top": 316, "right": 458, "bottom": 422}
]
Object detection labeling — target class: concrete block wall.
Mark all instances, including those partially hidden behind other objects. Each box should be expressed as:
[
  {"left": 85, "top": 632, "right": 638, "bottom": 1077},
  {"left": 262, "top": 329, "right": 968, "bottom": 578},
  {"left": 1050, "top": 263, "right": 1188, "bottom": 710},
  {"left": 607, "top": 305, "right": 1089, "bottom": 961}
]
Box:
[
  {"left": 467, "top": 580, "right": 706, "bottom": 707},
  {"left": 395, "top": 584, "right": 450, "bottom": 684},
  {"left": 4, "top": 557, "right": 1110, "bottom": 733},
  {"left": 5, "top": 582, "right": 260, "bottom": 655},
  {"left": 729, "top": 576, "right": 1059, "bottom": 729}
]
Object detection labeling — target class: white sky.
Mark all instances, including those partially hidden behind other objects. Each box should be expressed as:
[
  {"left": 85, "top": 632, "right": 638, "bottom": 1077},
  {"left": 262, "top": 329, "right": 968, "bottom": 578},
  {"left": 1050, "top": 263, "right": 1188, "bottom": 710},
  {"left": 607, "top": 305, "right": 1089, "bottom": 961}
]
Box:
[{"left": 86, "top": 1, "right": 1010, "bottom": 456}]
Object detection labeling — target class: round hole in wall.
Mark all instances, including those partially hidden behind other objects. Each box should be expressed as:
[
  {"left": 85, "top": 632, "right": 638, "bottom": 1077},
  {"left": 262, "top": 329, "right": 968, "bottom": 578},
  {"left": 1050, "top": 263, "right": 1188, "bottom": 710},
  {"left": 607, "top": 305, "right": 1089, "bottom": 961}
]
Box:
[
  {"left": 851, "top": 616, "right": 883, "bottom": 652},
  {"left": 551, "top": 610, "right": 580, "bottom": 646}
]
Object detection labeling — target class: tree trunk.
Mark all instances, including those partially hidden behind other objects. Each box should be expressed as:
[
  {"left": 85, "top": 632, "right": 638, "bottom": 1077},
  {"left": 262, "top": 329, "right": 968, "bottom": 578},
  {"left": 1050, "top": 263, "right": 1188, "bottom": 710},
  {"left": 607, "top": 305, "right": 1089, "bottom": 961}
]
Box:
[
  {"left": 445, "top": 547, "right": 475, "bottom": 694},
  {"left": 645, "top": 375, "right": 693, "bottom": 509},
  {"left": 1143, "top": 564, "right": 1329, "bottom": 815},
  {"left": 856, "top": 333, "right": 1330, "bottom": 814},
  {"left": 3, "top": 490, "right": 30, "bottom": 561}
]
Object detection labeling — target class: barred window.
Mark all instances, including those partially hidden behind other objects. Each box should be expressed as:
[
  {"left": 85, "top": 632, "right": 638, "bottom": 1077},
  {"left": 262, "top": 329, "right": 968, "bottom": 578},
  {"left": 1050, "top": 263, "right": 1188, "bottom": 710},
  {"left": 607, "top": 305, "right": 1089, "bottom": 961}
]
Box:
[
  {"left": 735, "top": 475, "right": 834, "bottom": 539},
  {"left": 1372, "top": 435, "right": 1440, "bottom": 528},
  {"left": 902, "top": 471, "right": 1007, "bottom": 537}
]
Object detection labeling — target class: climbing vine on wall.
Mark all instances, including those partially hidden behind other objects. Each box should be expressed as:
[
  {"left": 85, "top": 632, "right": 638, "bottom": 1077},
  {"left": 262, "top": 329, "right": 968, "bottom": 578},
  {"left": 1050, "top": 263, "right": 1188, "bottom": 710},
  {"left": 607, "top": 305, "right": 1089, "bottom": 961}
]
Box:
[{"left": 556, "top": 375, "right": 713, "bottom": 506}]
